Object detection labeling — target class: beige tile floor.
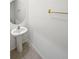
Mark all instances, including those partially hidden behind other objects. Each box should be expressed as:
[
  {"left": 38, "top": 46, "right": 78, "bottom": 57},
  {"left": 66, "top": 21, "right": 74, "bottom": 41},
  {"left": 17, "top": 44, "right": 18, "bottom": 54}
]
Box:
[{"left": 10, "top": 42, "right": 42, "bottom": 59}]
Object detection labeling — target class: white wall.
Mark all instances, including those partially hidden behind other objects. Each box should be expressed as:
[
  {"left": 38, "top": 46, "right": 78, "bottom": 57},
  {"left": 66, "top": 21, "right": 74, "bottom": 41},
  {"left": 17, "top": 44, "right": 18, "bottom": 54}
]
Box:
[
  {"left": 29, "top": 0, "right": 68, "bottom": 59},
  {"left": 10, "top": 1, "right": 15, "bottom": 23},
  {"left": 10, "top": 0, "right": 29, "bottom": 50}
]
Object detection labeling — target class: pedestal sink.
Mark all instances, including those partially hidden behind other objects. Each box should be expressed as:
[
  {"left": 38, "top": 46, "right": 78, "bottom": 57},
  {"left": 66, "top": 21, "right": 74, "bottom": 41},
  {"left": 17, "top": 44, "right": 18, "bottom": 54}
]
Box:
[{"left": 11, "top": 26, "right": 28, "bottom": 53}]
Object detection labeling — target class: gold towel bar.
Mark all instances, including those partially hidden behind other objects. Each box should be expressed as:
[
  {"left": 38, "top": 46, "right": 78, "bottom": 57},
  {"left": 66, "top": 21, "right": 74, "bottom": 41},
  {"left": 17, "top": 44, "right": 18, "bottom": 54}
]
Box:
[
  {"left": 50, "top": 11, "right": 68, "bottom": 14},
  {"left": 48, "top": 9, "right": 68, "bottom": 14}
]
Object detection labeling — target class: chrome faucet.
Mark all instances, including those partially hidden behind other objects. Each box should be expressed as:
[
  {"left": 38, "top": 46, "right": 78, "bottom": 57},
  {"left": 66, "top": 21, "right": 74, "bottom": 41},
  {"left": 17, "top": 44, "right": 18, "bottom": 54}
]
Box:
[{"left": 17, "top": 26, "right": 20, "bottom": 30}]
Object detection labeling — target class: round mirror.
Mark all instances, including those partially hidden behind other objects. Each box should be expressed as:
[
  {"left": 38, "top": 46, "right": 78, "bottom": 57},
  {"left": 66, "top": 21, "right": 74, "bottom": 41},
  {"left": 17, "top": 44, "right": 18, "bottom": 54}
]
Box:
[{"left": 10, "top": 0, "right": 26, "bottom": 24}]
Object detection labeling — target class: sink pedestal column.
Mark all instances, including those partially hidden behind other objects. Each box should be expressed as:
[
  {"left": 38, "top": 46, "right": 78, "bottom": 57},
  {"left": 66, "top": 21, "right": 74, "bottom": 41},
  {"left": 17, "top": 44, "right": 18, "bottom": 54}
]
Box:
[{"left": 16, "top": 35, "right": 23, "bottom": 53}]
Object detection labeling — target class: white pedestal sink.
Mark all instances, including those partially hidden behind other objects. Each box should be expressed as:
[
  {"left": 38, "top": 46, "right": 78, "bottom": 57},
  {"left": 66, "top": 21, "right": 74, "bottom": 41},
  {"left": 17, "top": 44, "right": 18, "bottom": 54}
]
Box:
[{"left": 11, "top": 26, "right": 28, "bottom": 53}]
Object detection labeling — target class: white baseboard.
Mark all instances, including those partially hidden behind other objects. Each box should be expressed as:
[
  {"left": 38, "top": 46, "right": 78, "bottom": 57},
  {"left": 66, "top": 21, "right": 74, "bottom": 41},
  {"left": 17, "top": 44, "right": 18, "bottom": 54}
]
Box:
[{"left": 30, "top": 43, "right": 46, "bottom": 59}]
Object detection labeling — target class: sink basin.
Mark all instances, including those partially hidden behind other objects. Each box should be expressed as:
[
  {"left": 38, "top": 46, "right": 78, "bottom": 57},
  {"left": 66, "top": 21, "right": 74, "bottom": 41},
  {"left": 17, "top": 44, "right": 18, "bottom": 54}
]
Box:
[{"left": 11, "top": 26, "right": 28, "bottom": 36}]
